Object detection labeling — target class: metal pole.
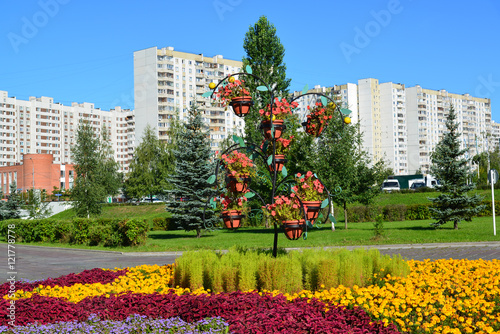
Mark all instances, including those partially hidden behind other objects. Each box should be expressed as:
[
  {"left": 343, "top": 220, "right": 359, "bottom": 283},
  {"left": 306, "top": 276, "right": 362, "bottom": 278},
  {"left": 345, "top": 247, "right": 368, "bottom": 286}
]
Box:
[{"left": 492, "top": 170, "right": 496, "bottom": 236}]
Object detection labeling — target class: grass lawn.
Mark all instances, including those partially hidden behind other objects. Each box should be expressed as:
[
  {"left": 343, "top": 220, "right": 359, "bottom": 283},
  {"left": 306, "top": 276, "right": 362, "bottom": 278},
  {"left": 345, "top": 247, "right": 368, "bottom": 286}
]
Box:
[
  {"left": 51, "top": 203, "right": 171, "bottom": 226},
  {"left": 11, "top": 216, "right": 499, "bottom": 252}
]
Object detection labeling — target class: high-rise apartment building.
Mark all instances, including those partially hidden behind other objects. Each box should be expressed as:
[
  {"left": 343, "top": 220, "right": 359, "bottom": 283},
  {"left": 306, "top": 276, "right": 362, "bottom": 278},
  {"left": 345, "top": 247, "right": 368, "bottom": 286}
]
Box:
[
  {"left": 133, "top": 46, "right": 245, "bottom": 151},
  {"left": 0, "top": 90, "right": 134, "bottom": 172},
  {"left": 297, "top": 80, "right": 495, "bottom": 175},
  {"left": 406, "top": 86, "right": 492, "bottom": 173}
]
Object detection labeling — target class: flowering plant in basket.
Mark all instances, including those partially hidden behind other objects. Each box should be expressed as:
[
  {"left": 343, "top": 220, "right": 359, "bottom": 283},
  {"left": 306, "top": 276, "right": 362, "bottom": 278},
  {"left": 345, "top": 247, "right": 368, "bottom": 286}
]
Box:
[
  {"left": 216, "top": 77, "right": 250, "bottom": 109},
  {"left": 264, "top": 195, "right": 303, "bottom": 221},
  {"left": 221, "top": 150, "right": 256, "bottom": 179},
  {"left": 261, "top": 136, "right": 295, "bottom": 156},
  {"left": 292, "top": 171, "right": 325, "bottom": 201},
  {"left": 259, "top": 97, "right": 298, "bottom": 121},
  {"left": 305, "top": 101, "right": 336, "bottom": 136},
  {"left": 218, "top": 192, "right": 249, "bottom": 213}
]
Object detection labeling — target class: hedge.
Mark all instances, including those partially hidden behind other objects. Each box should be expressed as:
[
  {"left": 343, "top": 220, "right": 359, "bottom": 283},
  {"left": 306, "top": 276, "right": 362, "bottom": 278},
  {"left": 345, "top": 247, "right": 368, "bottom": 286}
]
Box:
[
  {"left": 346, "top": 199, "right": 500, "bottom": 223},
  {"left": 0, "top": 218, "right": 148, "bottom": 247}
]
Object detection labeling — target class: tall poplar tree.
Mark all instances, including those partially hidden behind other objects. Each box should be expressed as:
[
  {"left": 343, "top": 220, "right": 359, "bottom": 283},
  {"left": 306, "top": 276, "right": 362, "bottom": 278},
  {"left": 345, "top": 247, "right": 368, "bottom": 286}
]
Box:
[
  {"left": 166, "top": 105, "right": 218, "bottom": 238},
  {"left": 71, "top": 122, "right": 120, "bottom": 217},
  {"left": 124, "top": 125, "right": 171, "bottom": 201},
  {"left": 429, "top": 105, "right": 484, "bottom": 229},
  {"left": 242, "top": 15, "right": 291, "bottom": 144}
]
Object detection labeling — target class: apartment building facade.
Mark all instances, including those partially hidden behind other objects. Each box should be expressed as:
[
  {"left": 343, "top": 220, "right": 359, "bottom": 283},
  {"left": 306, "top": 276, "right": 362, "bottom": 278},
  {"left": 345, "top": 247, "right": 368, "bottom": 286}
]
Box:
[
  {"left": 0, "top": 90, "right": 134, "bottom": 172},
  {"left": 133, "top": 46, "right": 245, "bottom": 151},
  {"left": 298, "top": 80, "right": 494, "bottom": 175},
  {"left": 0, "top": 154, "right": 74, "bottom": 196}
]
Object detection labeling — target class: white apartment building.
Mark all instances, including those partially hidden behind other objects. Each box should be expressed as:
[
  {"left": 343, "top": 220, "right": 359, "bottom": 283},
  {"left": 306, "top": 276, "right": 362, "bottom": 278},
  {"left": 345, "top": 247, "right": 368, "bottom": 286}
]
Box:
[
  {"left": 293, "top": 84, "right": 359, "bottom": 125},
  {"left": 134, "top": 46, "right": 245, "bottom": 151},
  {"left": 406, "top": 86, "right": 492, "bottom": 174},
  {"left": 0, "top": 90, "right": 134, "bottom": 172},
  {"left": 298, "top": 80, "right": 495, "bottom": 175}
]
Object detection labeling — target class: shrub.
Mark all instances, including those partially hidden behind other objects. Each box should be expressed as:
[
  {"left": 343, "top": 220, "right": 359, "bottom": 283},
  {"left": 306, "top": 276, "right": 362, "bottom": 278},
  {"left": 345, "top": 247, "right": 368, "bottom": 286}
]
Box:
[
  {"left": 383, "top": 204, "right": 406, "bottom": 221},
  {"left": 405, "top": 204, "right": 432, "bottom": 220},
  {"left": 373, "top": 213, "right": 385, "bottom": 239},
  {"left": 152, "top": 217, "right": 176, "bottom": 231},
  {"left": 173, "top": 247, "right": 410, "bottom": 294}
]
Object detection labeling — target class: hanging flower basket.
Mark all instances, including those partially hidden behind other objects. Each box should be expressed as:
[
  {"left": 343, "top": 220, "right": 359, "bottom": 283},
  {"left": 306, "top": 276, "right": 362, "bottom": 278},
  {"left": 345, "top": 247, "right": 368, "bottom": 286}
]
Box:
[
  {"left": 302, "top": 200, "right": 322, "bottom": 224},
  {"left": 229, "top": 96, "right": 253, "bottom": 117},
  {"left": 282, "top": 220, "right": 305, "bottom": 240},
  {"left": 269, "top": 155, "right": 287, "bottom": 172},
  {"left": 261, "top": 120, "right": 285, "bottom": 139},
  {"left": 302, "top": 120, "right": 324, "bottom": 137},
  {"left": 226, "top": 174, "right": 251, "bottom": 193},
  {"left": 221, "top": 210, "right": 245, "bottom": 229}
]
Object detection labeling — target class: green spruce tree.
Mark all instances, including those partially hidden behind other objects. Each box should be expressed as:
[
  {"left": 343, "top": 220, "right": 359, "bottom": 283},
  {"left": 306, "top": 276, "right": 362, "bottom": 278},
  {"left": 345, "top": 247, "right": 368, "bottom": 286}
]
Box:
[
  {"left": 5, "top": 182, "right": 22, "bottom": 219},
  {"left": 166, "top": 105, "right": 218, "bottom": 238},
  {"left": 429, "top": 105, "right": 485, "bottom": 229},
  {"left": 242, "top": 15, "right": 291, "bottom": 144}
]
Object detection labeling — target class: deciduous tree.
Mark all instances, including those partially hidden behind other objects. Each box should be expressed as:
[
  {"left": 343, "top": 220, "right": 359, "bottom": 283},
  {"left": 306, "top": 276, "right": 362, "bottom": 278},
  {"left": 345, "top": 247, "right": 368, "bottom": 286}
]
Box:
[{"left": 71, "top": 122, "right": 120, "bottom": 217}]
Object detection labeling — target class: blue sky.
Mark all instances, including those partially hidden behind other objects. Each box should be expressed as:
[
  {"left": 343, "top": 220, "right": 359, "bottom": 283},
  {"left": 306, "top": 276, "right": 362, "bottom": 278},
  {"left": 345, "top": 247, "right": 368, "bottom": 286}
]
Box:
[{"left": 1, "top": 0, "right": 499, "bottom": 120}]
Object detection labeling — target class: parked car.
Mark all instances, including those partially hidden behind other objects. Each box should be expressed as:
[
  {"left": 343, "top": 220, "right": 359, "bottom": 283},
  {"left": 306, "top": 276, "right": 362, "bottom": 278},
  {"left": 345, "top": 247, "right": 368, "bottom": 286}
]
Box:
[
  {"left": 381, "top": 180, "right": 400, "bottom": 192},
  {"left": 410, "top": 181, "right": 426, "bottom": 190}
]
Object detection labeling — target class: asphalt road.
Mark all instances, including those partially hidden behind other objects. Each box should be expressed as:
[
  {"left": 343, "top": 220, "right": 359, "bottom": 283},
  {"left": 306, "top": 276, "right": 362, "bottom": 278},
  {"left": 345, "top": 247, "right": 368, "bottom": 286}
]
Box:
[{"left": 2, "top": 242, "right": 500, "bottom": 282}]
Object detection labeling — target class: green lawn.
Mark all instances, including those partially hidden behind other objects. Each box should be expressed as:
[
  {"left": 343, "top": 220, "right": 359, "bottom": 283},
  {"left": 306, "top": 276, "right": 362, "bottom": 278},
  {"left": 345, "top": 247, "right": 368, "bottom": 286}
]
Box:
[
  {"left": 12, "top": 216, "right": 499, "bottom": 252},
  {"left": 10, "top": 192, "right": 498, "bottom": 252}
]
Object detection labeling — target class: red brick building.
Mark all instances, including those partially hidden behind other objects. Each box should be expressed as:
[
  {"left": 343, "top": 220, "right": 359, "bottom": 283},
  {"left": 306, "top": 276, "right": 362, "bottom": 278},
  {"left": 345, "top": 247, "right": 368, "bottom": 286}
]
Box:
[{"left": 0, "top": 154, "right": 74, "bottom": 196}]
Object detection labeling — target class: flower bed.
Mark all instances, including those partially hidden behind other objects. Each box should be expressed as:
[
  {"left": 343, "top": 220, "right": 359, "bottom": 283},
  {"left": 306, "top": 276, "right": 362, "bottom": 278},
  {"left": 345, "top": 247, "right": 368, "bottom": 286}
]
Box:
[
  {"left": 0, "top": 314, "right": 229, "bottom": 333},
  {"left": 1, "top": 259, "right": 499, "bottom": 333}
]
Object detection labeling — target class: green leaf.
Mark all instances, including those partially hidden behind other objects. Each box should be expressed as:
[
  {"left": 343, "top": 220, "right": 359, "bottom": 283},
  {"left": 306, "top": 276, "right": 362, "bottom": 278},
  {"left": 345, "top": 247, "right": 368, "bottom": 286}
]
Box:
[
  {"left": 281, "top": 165, "right": 287, "bottom": 178},
  {"left": 232, "top": 134, "right": 240, "bottom": 144},
  {"left": 262, "top": 141, "right": 269, "bottom": 153},
  {"left": 238, "top": 137, "right": 245, "bottom": 148},
  {"left": 302, "top": 84, "right": 309, "bottom": 95},
  {"left": 207, "top": 175, "right": 216, "bottom": 184},
  {"left": 202, "top": 91, "right": 212, "bottom": 98},
  {"left": 244, "top": 192, "right": 255, "bottom": 199},
  {"left": 321, "top": 198, "right": 329, "bottom": 208},
  {"left": 256, "top": 85, "right": 268, "bottom": 91},
  {"left": 317, "top": 213, "right": 324, "bottom": 219},
  {"left": 340, "top": 108, "right": 352, "bottom": 115},
  {"left": 320, "top": 96, "right": 327, "bottom": 106},
  {"left": 246, "top": 65, "right": 252, "bottom": 74},
  {"left": 302, "top": 231, "right": 308, "bottom": 240},
  {"left": 209, "top": 197, "right": 216, "bottom": 209},
  {"left": 329, "top": 214, "right": 337, "bottom": 224},
  {"left": 267, "top": 155, "right": 273, "bottom": 165}
]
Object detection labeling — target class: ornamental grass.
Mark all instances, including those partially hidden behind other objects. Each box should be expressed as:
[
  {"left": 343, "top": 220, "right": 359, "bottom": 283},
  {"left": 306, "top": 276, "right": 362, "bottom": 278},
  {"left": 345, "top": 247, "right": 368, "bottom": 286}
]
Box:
[{"left": 1, "top": 259, "right": 499, "bottom": 333}]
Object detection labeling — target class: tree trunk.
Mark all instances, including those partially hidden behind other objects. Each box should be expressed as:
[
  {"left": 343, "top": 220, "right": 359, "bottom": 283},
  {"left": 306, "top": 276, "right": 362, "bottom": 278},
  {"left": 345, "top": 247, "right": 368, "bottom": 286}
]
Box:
[
  {"left": 344, "top": 202, "right": 348, "bottom": 230},
  {"left": 196, "top": 228, "right": 201, "bottom": 238},
  {"left": 454, "top": 221, "right": 458, "bottom": 230}
]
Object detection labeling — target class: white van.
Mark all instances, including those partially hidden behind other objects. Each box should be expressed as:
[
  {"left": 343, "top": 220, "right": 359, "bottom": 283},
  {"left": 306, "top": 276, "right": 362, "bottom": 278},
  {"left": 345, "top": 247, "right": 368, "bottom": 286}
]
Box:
[{"left": 381, "top": 179, "right": 400, "bottom": 192}]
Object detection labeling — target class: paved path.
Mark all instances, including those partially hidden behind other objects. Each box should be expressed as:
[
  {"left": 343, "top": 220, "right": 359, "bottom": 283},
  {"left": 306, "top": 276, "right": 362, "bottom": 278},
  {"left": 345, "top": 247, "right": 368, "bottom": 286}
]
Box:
[{"left": 2, "top": 242, "right": 500, "bottom": 282}]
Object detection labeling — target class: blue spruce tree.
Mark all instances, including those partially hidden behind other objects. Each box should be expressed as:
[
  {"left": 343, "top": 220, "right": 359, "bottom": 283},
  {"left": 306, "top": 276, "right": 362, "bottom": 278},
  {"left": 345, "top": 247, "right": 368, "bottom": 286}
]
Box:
[
  {"left": 429, "top": 105, "right": 485, "bottom": 229},
  {"left": 166, "top": 105, "right": 218, "bottom": 238}
]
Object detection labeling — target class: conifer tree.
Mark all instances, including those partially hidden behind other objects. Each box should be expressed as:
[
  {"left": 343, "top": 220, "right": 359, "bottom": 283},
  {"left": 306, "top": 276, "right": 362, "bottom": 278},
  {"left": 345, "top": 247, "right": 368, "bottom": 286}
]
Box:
[
  {"left": 4, "top": 182, "right": 21, "bottom": 219},
  {"left": 429, "top": 105, "right": 485, "bottom": 229},
  {"left": 166, "top": 105, "right": 217, "bottom": 238}
]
